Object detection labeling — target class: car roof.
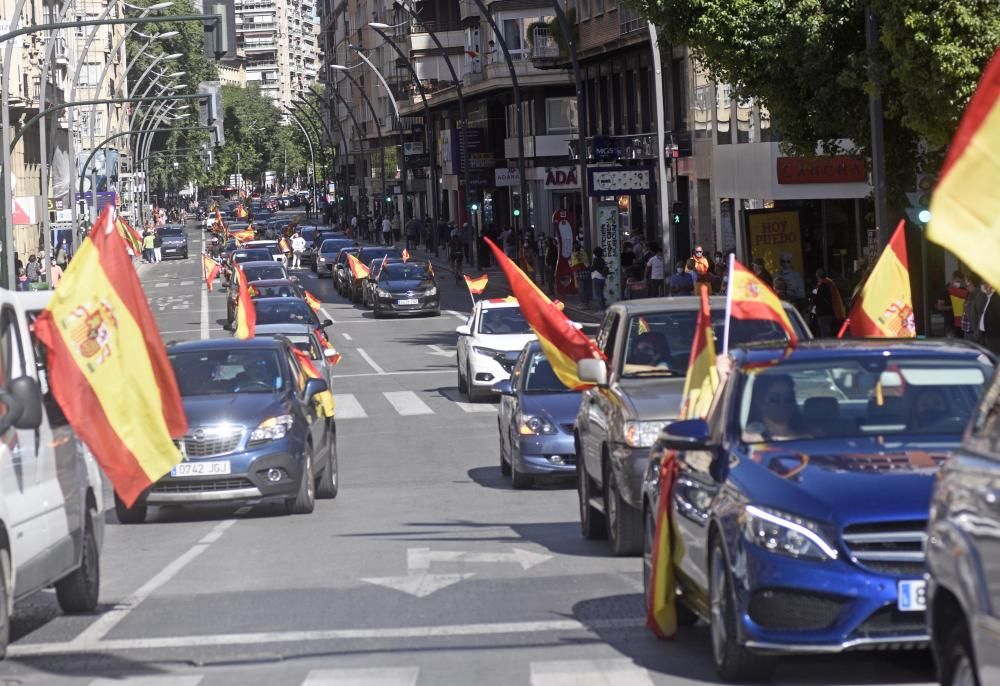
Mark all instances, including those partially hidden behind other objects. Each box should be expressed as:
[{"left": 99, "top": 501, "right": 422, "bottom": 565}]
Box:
[
  {"left": 477, "top": 297, "right": 520, "bottom": 311},
  {"left": 733, "top": 339, "right": 995, "bottom": 367},
  {"left": 245, "top": 240, "right": 277, "bottom": 246},
  {"left": 606, "top": 295, "right": 801, "bottom": 315},
  {"left": 248, "top": 279, "right": 297, "bottom": 288},
  {"left": 169, "top": 337, "right": 286, "bottom": 353},
  {"left": 254, "top": 323, "right": 316, "bottom": 336}
]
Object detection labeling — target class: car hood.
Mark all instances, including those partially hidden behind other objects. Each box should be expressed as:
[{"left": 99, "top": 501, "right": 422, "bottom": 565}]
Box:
[
  {"left": 471, "top": 333, "right": 537, "bottom": 352},
  {"left": 732, "top": 437, "right": 960, "bottom": 525},
  {"left": 384, "top": 279, "right": 433, "bottom": 292},
  {"left": 613, "top": 376, "right": 685, "bottom": 420},
  {"left": 161, "top": 235, "right": 187, "bottom": 244},
  {"left": 182, "top": 393, "right": 287, "bottom": 429},
  {"left": 520, "top": 392, "right": 582, "bottom": 426}
]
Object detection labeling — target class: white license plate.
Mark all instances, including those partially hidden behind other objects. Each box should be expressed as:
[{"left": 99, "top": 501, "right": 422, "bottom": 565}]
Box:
[
  {"left": 171, "top": 460, "right": 231, "bottom": 477},
  {"left": 398, "top": 298, "right": 418, "bottom": 305},
  {"left": 897, "top": 579, "right": 926, "bottom": 612}
]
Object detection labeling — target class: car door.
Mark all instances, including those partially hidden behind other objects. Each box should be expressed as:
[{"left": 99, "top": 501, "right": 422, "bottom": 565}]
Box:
[
  {"left": 580, "top": 311, "right": 620, "bottom": 486},
  {"left": 457, "top": 305, "right": 479, "bottom": 374},
  {"left": 501, "top": 349, "right": 528, "bottom": 455}
]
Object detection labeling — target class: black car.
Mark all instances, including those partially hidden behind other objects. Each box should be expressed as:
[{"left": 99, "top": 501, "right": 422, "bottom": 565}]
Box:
[
  {"left": 372, "top": 262, "right": 440, "bottom": 317},
  {"left": 348, "top": 247, "right": 403, "bottom": 303},
  {"left": 253, "top": 297, "right": 329, "bottom": 330},
  {"left": 333, "top": 247, "right": 361, "bottom": 294},
  {"left": 248, "top": 279, "right": 308, "bottom": 301},
  {"left": 158, "top": 225, "right": 188, "bottom": 259},
  {"left": 117, "top": 337, "right": 337, "bottom": 522},
  {"left": 227, "top": 262, "right": 290, "bottom": 326},
  {"left": 314, "top": 238, "right": 354, "bottom": 276}
]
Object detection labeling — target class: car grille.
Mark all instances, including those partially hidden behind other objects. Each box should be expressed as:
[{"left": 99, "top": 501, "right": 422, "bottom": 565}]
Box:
[
  {"left": 151, "top": 477, "right": 253, "bottom": 493},
  {"left": 842, "top": 521, "right": 927, "bottom": 576},
  {"left": 177, "top": 427, "right": 244, "bottom": 458},
  {"left": 748, "top": 588, "right": 847, "bottom": 631},
  {"left": 852, "top": 605, "right": 927, "bottom": 639}
]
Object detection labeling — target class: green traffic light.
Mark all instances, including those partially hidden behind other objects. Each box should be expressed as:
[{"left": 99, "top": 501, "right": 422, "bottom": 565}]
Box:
[
  {"left": 513, "top": 209, "right": 521, "bottom": 217},
  {"left": 918, "top": 209, "right": 932, "bottom": 223},
  {"left": 471, "top": 203, "right": 479, "bottom": 211}
]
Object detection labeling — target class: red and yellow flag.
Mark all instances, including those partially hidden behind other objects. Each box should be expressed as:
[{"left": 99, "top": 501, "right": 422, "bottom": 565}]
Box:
[
  {"left": 346, "top": 252, "right": 370, "bottom": 280},
  {"left": 314, "top": 327, "right": 342, "bottom": 365},
  {"left": 647, "top": 285, "right": 719, "bottom": 638},
  {"left": 304, "top": 290, "right": 321, "bottom": 310},
  {"left": 233, "top": 265, "right": 256, "bottom": 340},
  {"left": 203, "top": 253, "right": 221, "bottom": 291},
  {"left": 727, "top": 258, "right": 799, "bottom": 347},
  {"left": 485, "top": 238, "right": 604, "bottom": 390},
  {"left": 213, "top": 208, "right": 225, "bottom": 235},
  {"left": 231, "top": 228, "right": 255, "bottom": 244},
  {"left": 33, "top": 207, "right": 187, "bottom": 508},
  {"left": 840, "top": 221, "right": 916, "bottom": 338},
  {"left": 279, "top": 236, "right": 291, "bottom": 253},
  {"left": 290, "top": 347, "right": 336, "bottom": 418},
  {"left": 928, "top": 47, "right": 1000, "bottom": 291},
  {"left": 464, "top": 274, "right": 488, "bottom": 295},
  {"left": 401, "top": 248, "right": 410, "bottom": 262},
  {"left": 115, "top": 217, "right": 142, "bottom": 255}
]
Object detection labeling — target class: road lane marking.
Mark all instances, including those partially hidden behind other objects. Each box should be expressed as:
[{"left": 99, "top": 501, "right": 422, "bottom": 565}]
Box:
[
  {"left": 530, "top": 659, "right": 655, "bottom": 686},
  {"left": 320, "top": 306, "right": 335, "bottom": 323},
  {"left": 70, "top": 519, "right": 237, "bottom": 646},
  {"left": 8, "top": 618, "right": 645, "bottom": 656},
  {"left": 179, "top": 280, "right": 194, "bottom": 286},
  {"left": 90, "top": 677, "right": 203, "bottom": 686},
  {"left": 444, "top": 309, "right": 468, "bottom": 320},
  {"left": 356, "top": 348, "right": 385, "bottom": 374},
  {"left": 341, "top": 332, "right": 352, "bottom": 341},
  {"left": 383, "top": 391, "right": 433, "bottom": 416},
  {"left": 154, "top": 282, "right": 169, "bottom": 288},
  {"left": 456, "top": 400, "right": 498, "bottom": 414},
  {"left": 200, "top": 275, "right": 209, "bottom": 339},
  {"left": 333, "top": 394, "right": 367, "bottom": 419},
  {"left": 426, "top": 344, "right": 455, "bottom": 357},
  {"left": 303, "top": 667, "right": 419, "bottom": 686}
]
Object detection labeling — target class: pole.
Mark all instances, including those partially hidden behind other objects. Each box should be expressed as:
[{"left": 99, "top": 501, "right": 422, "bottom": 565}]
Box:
[
  {"left": 284, "top": 109, "right": 318, "bottom": 213},
  {"left": 291, "top": 101, "right": 326, "bottom": 212},
  {"left": 648, "top": 24, "right": 673, "bottom": 270},
  {"left": 314, "top": 85, "right": 354, "bottom": 217},
  {"left": 2, "top": 0, "right": 32, "bottom": 286},
  {"left": 866, "top": 6, "right": 889, "bottom": 249}
]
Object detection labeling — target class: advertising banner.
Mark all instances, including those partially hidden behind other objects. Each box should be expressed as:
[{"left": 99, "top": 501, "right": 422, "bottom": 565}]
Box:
[
  {"left": 746, "top": 209, "right": 805, "bottom": 300},
  {"left": 597, "top": 203, "right": 621, "bottom": 305}
]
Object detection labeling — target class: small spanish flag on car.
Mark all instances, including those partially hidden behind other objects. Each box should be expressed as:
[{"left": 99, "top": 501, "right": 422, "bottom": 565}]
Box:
[
  {"left": 291, "top": 348, "right": 336, "bottom": 418},
  {"left": 402, "top": 248, "right": 410, "bottom": 262},
  {"left": 203, "top": 253, "right": 221, "bottom": 291},
  {"left": 233, "top": 265, "right": 256, "bottom": 340},
  {"left": 304, "top": 290, "right": 321, "bottom": 310},
  {"left": 724, "top": 257, "right": 799, "bottom": 350},
  {"left": 463, "top": 274, "right": 489, "bottom": 295},
  {"left": 347, "top": 253, "right": 370, "bottom": 280},
  {"left": 314, "top": 328, "right": 342, "bottom": 365}
]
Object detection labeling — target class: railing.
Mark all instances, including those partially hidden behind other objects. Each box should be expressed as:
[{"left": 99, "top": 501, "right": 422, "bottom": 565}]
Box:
[
  {"left": 529, "top": 26, "right": 559, "bottom": 60},
  {"left": 569, "top": 133, "right": 660, "bottom": 161},
  {"left": 619, "top": 5, "right": 644, "bottom": 35}
]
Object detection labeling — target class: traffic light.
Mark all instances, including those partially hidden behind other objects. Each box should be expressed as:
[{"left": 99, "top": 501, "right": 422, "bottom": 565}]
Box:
[
  {"left": 512, "top": 208, "right": 520, "bottom": 217},
  {"left": 471, "top": 201, "right": 480, "bottom": 212},
  {"left": 906, "top": 174, "right": 935, "bottom": 225},
  {"left": 385, "top": 194, "right": 392, "bottom": 202},
  {"left": 671, "top": 202, "right": 684, "bottom": 225},
  {"left": 512, "top": 194, "right": 521, "bottom": 218},
  {"left": 469, "top": 190, "right": 479, "bottom": 213}
]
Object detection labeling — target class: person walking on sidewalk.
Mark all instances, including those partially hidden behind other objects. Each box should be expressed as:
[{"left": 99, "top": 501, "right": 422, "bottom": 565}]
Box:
[
  {"left": 670, "top": 260, "right": 695, "bottom": 295},
  {"left": 142, "top": 230, "right": 155, "bottom": 263},
  {"left": 645, "top": 244, "right": 665, "bottom": 298},
  {"left": 448, "top": 232, "right": 464, "bottom": 284},
  {"left": 291, "top": 232, "right": 306, "bottom": 269},
  {"left": 382, "top": 215, "right": 393, "bottom": 246},
  {"left": 591, "top": 247, "right": 609, "bottom": 310},
  {"left": 153, "top": 230, "right": 163, "bottom": 263},
  {"left": 571, "top": 242, "right": 591, "bottom": 308}
]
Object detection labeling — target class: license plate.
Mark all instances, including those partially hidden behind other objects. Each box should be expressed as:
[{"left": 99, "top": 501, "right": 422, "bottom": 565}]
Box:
[
  {"left": 171, "top": 460, "right": 231, "bottom": 477},
  {"left": 897, "top": 579, "right": 926, "bottom": 612},
  {"left": 398, "top": 298, "right": 418, "bottom": 305}
]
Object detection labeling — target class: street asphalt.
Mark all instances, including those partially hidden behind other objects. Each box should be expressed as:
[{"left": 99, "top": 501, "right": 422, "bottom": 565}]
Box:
[{"left": 0, "top": 221, "right": 938, "bottom": 685}]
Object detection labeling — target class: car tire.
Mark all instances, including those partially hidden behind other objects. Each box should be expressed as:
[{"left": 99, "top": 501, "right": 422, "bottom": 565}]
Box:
[
  {"left": 578, "top": 460, "right": 607, "bottom": 540},
  {"left": 114, "top": 493, "right": 147, "bottom": 524},
  {"left": 458, "top": 365, "right": 469, "bottom": 395},
  {"left": 465, "top": 364, "right": 482, "bottom": 402},
  {"left": 942, "top": 621, "right": 979, "bottom": 686},
  {"left": 287, "top": 448, "right": 316, "bottom": 515},
  {"left": 643, "top": 502, "right": 699, "bottom": 628},
  {"left": 0, "top": 547, "right": 10, "bottom": 659},
  {"left": 55, "top": 509, "right": 100, "bottom": 613},
  {"left": 316, "top": 440, "right": 339, "bottom": 499},
  {"left": 710, "top": 538, "right": 775, "bottom": 682},
  {"left": 605, "top": 463, "right": 643, "bottom": 556},
  {"left": 511, "top": 446, "right": 533, "bottom": 490}
]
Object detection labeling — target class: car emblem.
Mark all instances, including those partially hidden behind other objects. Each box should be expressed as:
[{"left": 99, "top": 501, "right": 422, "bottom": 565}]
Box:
[{"left": 193, "top": 429, "right": 206, "bottom": 441}]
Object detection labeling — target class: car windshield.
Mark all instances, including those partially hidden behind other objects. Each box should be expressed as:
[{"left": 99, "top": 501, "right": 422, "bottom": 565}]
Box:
[
  {"left": 234, "top": 250, "right": 271, "bottom": 263},
  {"left": 382, "top": 263, "right": 431, "bottom": 282},
  {"left": 738, "top": 357, "right": 992, "bottom": 443},
  {"left": 523, "top": 353, "right": 571, "bottom": 393},
  {"left": 251, "top": 283, "right": 298, "bottom": 298},
  {"left": 621, "top": 310, "right": 807, "bottom": 378},
  {"left": 255, "top": 300, "right": 317, "bottom": 325},
  {"left": 243, "top": 264, "right": 286, "bottom": 281},
  {"left": 159, "top": 227, "right": 183, "bottom": 236},
  {"left": 169, "top": 349, "right": 284, "bottom": 395},
  {"left": 478, "top": 307, "right": 532, "bottom": 335},
  {"left": 301, "top": 228, "right": 316, "bottom": 242},
  {"left": 322, "top": 239, "right": 351, "bottom": 252}
]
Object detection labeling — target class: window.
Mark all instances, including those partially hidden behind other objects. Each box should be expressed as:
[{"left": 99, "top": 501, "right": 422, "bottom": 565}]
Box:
[
  {"left": 693, "top": 69, "right": 713, "bottom": 139},
  {"left": 545, "top": 97, "right": 577, "bottom": 134},
  {"left": 716, "top": 82, "right": 731, "bottom": 144},
  {"left": 592, "top": 0, "right": 603, "bottom": 14},
  {"left": 78, "top": 63, "right": 102, "bottom": 87},
  {"left": 736, "top": 97, "right": 753, "bottom": 143}
]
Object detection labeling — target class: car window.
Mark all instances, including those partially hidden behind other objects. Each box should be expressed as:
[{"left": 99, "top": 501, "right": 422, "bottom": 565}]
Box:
[
  {"left": 382, "top": 264, "right": 431, "bottom": 281},
  {"left": 285, "top": 349, "right": 306, "bottom": 392},
  {"left": 168, "top": 349, "right": 284, "bottom": 395},
  {"left": 252, "top": 284, "right": 297, "bottom": 298},
  {"left": 255, "top": 301, "right": 316, "bottom": 325},
  {"left": 478, "top": 307, "right": 532, "bottom": 335},
  {"left": 244, "top": 265, "right": 286, "bottom": 281},
  {"left": 159, "top": 227, "right": 183, "bottom": 236},
  {"left": 523, "top": 353, "right": 572, "bottom": 393},
  {"left": 597, "top": 312, "right": 619, "bottom": 360}
]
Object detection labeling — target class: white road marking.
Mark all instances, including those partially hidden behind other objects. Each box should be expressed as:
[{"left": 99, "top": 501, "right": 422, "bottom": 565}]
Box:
[
  {"left": 456, "top": 400, "right": 498, "bottom": 414},
  {"left": 161, "top": 329, "right": 205, "bottom": 336},
  {"left": 320, "top": 306, "right": 335, "bottom": 323},
  {"left": 70, "top": 519, "right": 237, "bottom": 645},
  {"left": 444, "top": 309, "right": 468, "bottom": 320},
  {"left": 200, "top": 280, "right": 209, "bottom": 340},
  {"left": 356, "top": 348, "right": 386, "bottom": 374},
  {"left": 90, "top": 677, "right": 203, "bottom": 686},
  {"left": 361, "top": 572, "right": 474, "bottom": 598},
  {"left": 333, "top": 394, "right": 368, "bottom": 419},
  {"left": 530, "top": 659, "right": 656, "bottom": 686},
  {"left": 8, "top": 618, "right": 644, "bottom": 656},
  {"left": 409, "top": 547, "right": 551, "bottom": 571},
  {"left": 303, "top": 667, "right": 419, "bottom": 686},
  {"left": 332, "top": 370, "right": 453, "bottom": 379},
  {"left": 426, "top": 344, "right": 455, "bottom": 357},
  {"left": 383, "top": 391, "right": 433, "bottom": 416},
  {"left": 179, "top": 280, "right": 194, "bottom": 286},
  {"left": 154, "top": 282, "right": 169, "bottom": 288},
  {"left": 341, "top": 332, "right": 352, "bottom": 341}
]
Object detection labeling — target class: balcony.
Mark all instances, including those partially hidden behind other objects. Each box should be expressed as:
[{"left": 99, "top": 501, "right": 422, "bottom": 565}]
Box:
[{"left": 528, "top": 26, "right": 560, "bottom": 69}]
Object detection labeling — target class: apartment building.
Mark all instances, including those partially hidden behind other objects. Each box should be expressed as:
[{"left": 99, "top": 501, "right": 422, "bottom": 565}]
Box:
[{"left": 237, "top": 0, "right": 320, "bottom": 108}]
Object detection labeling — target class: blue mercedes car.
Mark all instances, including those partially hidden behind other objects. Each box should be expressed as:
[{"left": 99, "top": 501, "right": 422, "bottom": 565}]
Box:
[
  {"left": 114, "top": 337, "right": 337, "bottom": 523},
  {"left": 641, "top": 340, "right": 994, "bottom": 681},
  {"left": 493, "top": 342, "right": 581, "bottom": 489}
]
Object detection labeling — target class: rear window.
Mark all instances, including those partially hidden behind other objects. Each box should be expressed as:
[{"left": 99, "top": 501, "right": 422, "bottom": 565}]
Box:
[
  {"left": 159, "top": 227, "right": 183, "bottom": 236},
  {"left": 243, "top": 264, "right": 286, "bottom": 282},
  {"left": 255, "top": 300, "right": 316, "bottom": 325},
  {"left": 382, "top": 263, "right": 431, "bottom": 281}
]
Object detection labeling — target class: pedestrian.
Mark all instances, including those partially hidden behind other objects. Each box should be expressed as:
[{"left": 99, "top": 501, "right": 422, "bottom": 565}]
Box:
[
  {"left": 980, "top": 283, "right": 1000, "bottom": 354},
  {"left": 775, "top": 252, "right": 806, "bottom": 304},
  {"left": 279, "top": 234, "right": 292, "bottom": 263},
  {"left": 936, "top": 270, "right": 970, "bottom": 337},
  {"left": 687, "top": 245, "right": 710, "bottom": 281},
  {"left": 670, "top": 260, "right": 695, "bottom": 295},
  {"left": 751, "top": 256, "right": 773, "bottom": 288},
  {"left": 545, "top": 238, "right": 559, "bottom": 294},
  {"left": 463, "top": 222, "right": 473, "bottom": 265},
  {"left": 291, "top": 232, "right": 306, "bottom": 269},
  {"left": 16, "top": 269, "right": 27, "bottom": 291},
  {"left": 570, "top": 242, "right": 591, "bottom": 307},
  {"left": 25, "top": 255, "right": 40, "bottom": 283},
  {"left": 391, "top": 213, "right": 401, "bottom": 243},
  {"left": 153, "top": 230, "right": 163, "bottom": 263},
  {"left": 645, "top": 244, "right": 665, "bottom": 297},
  {"left": 406, "top": 216, "right": 418, "bottom": 250},
  {"left": 304, "top": 195, "right": 313, "bottom": 219},
  {"left": 591, "top": 247, "right": 609, "bottom": 310},
  {"left": 502, "top": 227, "right": 517, "bottom": 260},
  {"left": 142, "top": 230, "right": 155, "bottom": 263},
  {"left": 811, "top": 269, "right": 845, "bottom": 338},
  {"left": 350, "top": 214, "right": 358, "bottom": 238},
  {"left": 50, "top": 260, "right": 63, "bottom": 287},
  {"left": 383, "top": 215, "right": 393, "bottom": 246},
  {"left": 963, "top": 278, "right": 988, "bottom": 344}
]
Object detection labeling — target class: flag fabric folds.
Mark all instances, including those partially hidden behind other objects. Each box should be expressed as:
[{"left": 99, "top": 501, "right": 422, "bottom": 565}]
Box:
[
  {"left": 233, "top": 265, "right": 256, "bottom": 340},
  {"left": 840, "top": 221, "right": 916, "bottom": 338},
  {"left": 346, "top": 253, "right": 370, "bottom": 280},
  {"left": 291, "top": 348, "right": 336, "bottom": 418},
  {"left": 464, "top": 274, "right": 489, "bottom": 295},
  {"left": 304, "top": 290, "right": 321, "bottom": 310},
  {"left": 314, "top": 328, "right": 342, "bottom": 365},
  {"left": 726, "top": 258, "right": 799, "bottom": 348},
  {"left": 231, "top": 229, "right": 255, "bottom": 244},
  {"left": 647, "top": 285, "right": 719, "bottom": 638},
  {"left": 484, "top": 238, "right": 604, "bottom": 390},
  {"left": 33, "top": 207, "right": 187, "bottom": 508},
  {"left": 401, "top": 248, "right": 410, "bottom": 262},
  {"left": 203, "top": 254, "right": 221, "bottom": 291},
  {"left": 115, "top": 217, "right": 142, "bottom": 255},
  {"left": 927, "top": 47, "right": 1000, "bottom": 291}
]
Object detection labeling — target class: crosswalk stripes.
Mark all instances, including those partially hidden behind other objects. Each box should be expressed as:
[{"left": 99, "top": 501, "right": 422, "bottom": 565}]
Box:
[
  {"left": 383, "top": 391, "right": 434, "bottom": 416},
  {"left": 333, "top": 391, "right": 497, "bottom": 420},
  {"left": 334, "top": 393, "right": 368, "bottom": 419},
  {"left": 89, "top": 677, "right": 203, "bottom": 686},
  {"left": 301, "top": 666, "right": 420, "bottom": 686},
  {"left": 454, "top": 399, "right": 499, "bottom": 414},
  {"left": 529, "top": 658, "right": 656, "bottom": 686}
]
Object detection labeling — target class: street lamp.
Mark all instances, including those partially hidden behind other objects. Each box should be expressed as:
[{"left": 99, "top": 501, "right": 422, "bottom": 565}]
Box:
[{"left": 310, "top": 82, "right": 356, "bottom": 218}]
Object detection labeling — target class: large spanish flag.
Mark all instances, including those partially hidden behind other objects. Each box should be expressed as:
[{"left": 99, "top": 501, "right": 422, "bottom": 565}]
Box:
[
  {"left": 464, "top": 274, "right": 488, "bottom": 295},
  {"left": 231, "top": 228, "right": 255, "bottom": 244},
  {"left": 346, "top": 253, "right": 370, "bottom": 280},
  {"left": 928, "top": 47, "right": 1000, "bottom": 291},
  {"left": 33, "top": 207, "right": 187, "bottom": 507},
  {"left": 726, "top": 258, "right": 799, "bottom": 348},
  {"left": 484, "top": 238, "right": 604, "bottom": 390},
  {"left": 233, "top": 265, "right": 256, "bottom": 340},
  {"left": 647, "top": 285, "right": 718, "bottom": 638},
  {"left": 304, "top": 289, "right": 321, "bottom": 310},
  {"left": 841, "top": 221, "right": 916, "bottom": 338}
]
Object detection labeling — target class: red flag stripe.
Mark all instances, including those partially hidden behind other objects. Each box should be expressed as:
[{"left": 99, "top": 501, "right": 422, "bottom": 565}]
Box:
[{"left": 939, "top": 49, "right": 1000, "bottom": 180}]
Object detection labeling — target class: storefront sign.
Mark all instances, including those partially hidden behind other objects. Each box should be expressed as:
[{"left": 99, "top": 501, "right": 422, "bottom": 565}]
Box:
[
  {"left": 494, "top": 167, "right": 520, "bottom": 187},
  {"left": 587, "top": 167, "right": 653, "bottom": 196},
  {"left": 552, "top": 209, "right": 576, "bottom": 296},
  {"left": 776, "top": 156, "right": 866, "bottom": 184},
  {"left": 543, "top": 167, "right": 579, "bottom": 189},
  {"left": 450, "top": 128, "right": 487, "bottom": 174},
  {"left": 591, "top": 137, "right": 619, "bottom": 162},
  {"left": 746, "top": 210, "right": 805, "bottom": 298},
  {"left": 403, "top": 142, "right": 424, "bottom": 156},
  {"left": 597, "top": 203, "right": 621, "bottom": 305}
]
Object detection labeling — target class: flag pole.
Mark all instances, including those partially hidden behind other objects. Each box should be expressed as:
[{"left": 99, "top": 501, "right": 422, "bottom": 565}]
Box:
[
  {"left": 722, "top": 253, "right": 735, "bottom": 354},
  {"left": 836, "top": 318, "right": 850, "bottom": 339}
]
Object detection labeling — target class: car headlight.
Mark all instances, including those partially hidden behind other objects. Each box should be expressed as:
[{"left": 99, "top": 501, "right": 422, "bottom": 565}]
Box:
[
  {"left": 741, "top": 505, "right": 839, "bottom": 561},
  {"left": 472, "top": 345, "right": 502, "bottom": 359},
  {"left": 249, "top": 414, "right": 294, "bottom": 442},
  {"left": 623, "top": 420, "right": 668, "bottom": 448},
  {"left": 377, "top": 288, "right": 392, "bottom": 298},
  {"left": 519, "top": 414, "right": 557, "bottom": 435},
  {"left": 424, "top": 286, "right": 438, "bottom": 297},
  {"left": 318, "top": 256, "right": 326, "bottom": 262}
]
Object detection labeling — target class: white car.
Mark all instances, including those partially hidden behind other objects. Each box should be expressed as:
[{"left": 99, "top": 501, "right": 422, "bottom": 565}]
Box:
[
  {"left": 243, "top": 239, "right": 286, "bottom": 266},
  {"left": 456, "top": 298, "right": 537, "bottom": 402}
]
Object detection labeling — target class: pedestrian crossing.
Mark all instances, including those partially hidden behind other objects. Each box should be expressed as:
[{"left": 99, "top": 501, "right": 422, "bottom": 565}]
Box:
[{"left": 333, "top": 389, "right": 498, "bottom": 420}]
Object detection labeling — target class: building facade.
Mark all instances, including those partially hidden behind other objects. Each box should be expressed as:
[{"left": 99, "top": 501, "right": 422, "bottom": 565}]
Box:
[{"left": 236, "top": 0, "right": 320, "bottom": 108}]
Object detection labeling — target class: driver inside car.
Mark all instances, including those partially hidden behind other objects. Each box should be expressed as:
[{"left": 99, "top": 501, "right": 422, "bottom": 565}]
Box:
[
  {"left": 628, "top": 331, "right": 671, "bottom": 368},
  {"left": 233, "top": 359, "right": 279, "bottom": 393},
  {"left": 745, "top": 374, "right": 806, "bottom": 441}
]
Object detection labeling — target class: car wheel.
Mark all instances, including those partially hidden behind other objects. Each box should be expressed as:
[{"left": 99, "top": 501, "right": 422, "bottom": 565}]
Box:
[
  {"left": 710, "top": 537, "right": 775, "bottom": 682},
  {"left": 286, "top": 447, "right": 316, "bottom": 515},
  {"left": 510, "top": 439, "right": 533, "bottom": 490},
  {"left": 458, "top": 364, "right": 468, "bottom": 395},
  {"left": 114, "top": 492, "right": 147, "bottom": 524},
  {"left": 465, "top": 364, "right": 482, "bottom": 402},
  {"left": 644, "top": 502, "right": 698, "bottom": 628},
  {"left": 578, "top": 458, "right": 607, "bottom": 540},
  {"left": 942, "top": 621, "right": 979, "bottom": 686},
  {"left": 55, "top": 508, "right": 100, "bottom": 613},
  {"left": 605, "top": 460, "right": 642, "bottom": 556},
  {"left": 316, "top": 440, "right": 339, "bottom": 499}
]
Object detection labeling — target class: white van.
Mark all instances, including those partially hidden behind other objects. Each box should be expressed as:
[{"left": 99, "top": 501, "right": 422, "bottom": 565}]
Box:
[{"left": 0, "top": 291, "right": 104, "bottom": 657}]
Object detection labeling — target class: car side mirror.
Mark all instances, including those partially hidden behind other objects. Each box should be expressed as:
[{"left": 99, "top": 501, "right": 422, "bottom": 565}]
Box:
[
  {"left": 0, "top": 388, "right": 24, "bottom": 435},
  {"left": 323, "top": 348, "right": 338, "bottom": 360},
  {"left": 577, "top": 358, "right": 608, "bottom": 386},
  {"left": 492, "top": 379, "right": 514, "bottom": 396},
  {"left": 658, "top": 418, "right": 711, "bottom": 451},
  {"left": 304, "top": 377, "right": 329, "bottom": 400},
  {"left": 10, "top": 376, "right": 42, "bottom": 430},
  {"left": 321, "top": 319, "right": 333, "bottom": 328},
  {"left": 456, "top": 324, "right": 471, "bottom": 336}
]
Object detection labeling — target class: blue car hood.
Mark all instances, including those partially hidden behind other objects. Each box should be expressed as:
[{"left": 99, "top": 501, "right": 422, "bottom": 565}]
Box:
[
  {"left": 732, "top": 437, "right": 958, "bottom": 526},
  {"left": 520, "top": 391, "right": 582, "bottom": 426},
  {"left": 182, "top": 393, "right": 287, "bottom": 429}
]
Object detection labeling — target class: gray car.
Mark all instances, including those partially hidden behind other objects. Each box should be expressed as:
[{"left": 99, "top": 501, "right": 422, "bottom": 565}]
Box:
[
  {"left": 158, "top": 224, "right": 188, "bottom": 259},
  {"left": 574, "top": 297, "right": 811, "bottom": 555}
]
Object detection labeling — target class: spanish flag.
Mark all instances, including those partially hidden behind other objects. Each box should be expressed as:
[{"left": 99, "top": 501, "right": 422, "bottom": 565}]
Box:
[
  {"left": 647, "top": 285, "right": 718, "bottom": 638},
  {"left": 840, "top": 221, "right": 916, "bottom": 338},
  {"left": 402, "top": 248, "right": 410, "bottom": 262},
  {"left": 279, "top": 236, "right": 291, "bottom": 254},
  {"left": 214, "top": 208, "right": 225, "bottom": 234},
  {"left": 115, "top": 217, "right": 142, "bottom": 255},
  {"left": 347, "top": 252, "right": 370, "bottom": 280},
  {"left": 233, "top": 265, "right": 256, "bottom": 340},
  {"left": 203, "top": 253, "right": 221, "bottom": 291},
  {"left": 927, "top": 47, "right": 1000, "bottom": 291},
  {"left": 291, "top": 347, "right": 336, "bottom": 418},
  {"left": 231, "top": 228, "right": 255, "bottom": 244},
  {"left": 314, "top": 328, "right": 342, "bottom": 365},
  {"left": 485, "top": 238, "right": 604, "bottom": 390},
  {"left": 725, "top": 258, "right": 799, "bottom": 349},
  {"left": 304, "top": 290, "right": 321, "bottom": 310},
  {"left": 464, "top": 274, "right": 488, "bottom": 295},
  {"left": 33, "top": 207, "right": 187, "bottom": 508}
]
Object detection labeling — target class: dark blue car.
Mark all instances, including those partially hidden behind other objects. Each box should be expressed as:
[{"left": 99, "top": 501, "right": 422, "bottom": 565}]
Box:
[
  {"left": 641, "top": 340, "right": 994, "bottom": 680},
  {"left": 494, "top": 342, "right": 581, "bottom": 489},
  {"left": 115, "top": 338, "right": 337, "bottom": 523}
]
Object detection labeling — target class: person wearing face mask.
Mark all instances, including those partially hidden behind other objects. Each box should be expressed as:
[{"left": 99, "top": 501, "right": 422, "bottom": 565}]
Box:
[
  {"left": 670, "top": 260, "right": 694, "bottom": 295},
  {"left": 745, "top": 374, "right": 803, "bottom": 441},
  {"left": 688, "top": 245, "right": 710, "bottom": 280},
  {"left": 936, "top": 270, "right": 969, "bottom": 337},
  {"left": 751, "top": 256, "right": 773, "bottom": 287}
]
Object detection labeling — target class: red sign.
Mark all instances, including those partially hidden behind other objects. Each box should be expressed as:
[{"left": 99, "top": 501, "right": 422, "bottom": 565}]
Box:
[{"left": 776, "top": 156, "right": 866, "bottom": 185}]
